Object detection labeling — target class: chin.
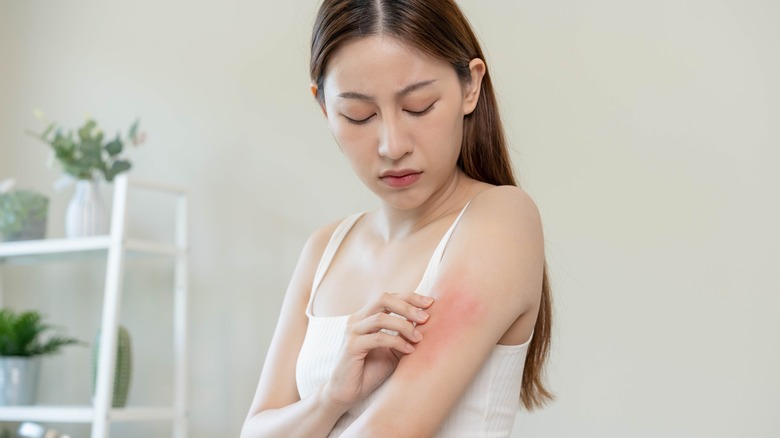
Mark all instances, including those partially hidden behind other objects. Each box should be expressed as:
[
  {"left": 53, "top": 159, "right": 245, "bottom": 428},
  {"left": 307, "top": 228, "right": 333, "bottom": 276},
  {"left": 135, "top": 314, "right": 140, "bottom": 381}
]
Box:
[{"left": 376, "top": 190, "right": 428, "bottom": 211}]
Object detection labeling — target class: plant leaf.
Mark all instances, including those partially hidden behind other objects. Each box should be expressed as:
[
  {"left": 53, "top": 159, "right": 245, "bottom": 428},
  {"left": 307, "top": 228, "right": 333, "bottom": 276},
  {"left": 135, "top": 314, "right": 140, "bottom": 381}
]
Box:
[
  {"left": 41, "top": 123, "right": 55, "bottom": 139},
  {"left": 105, "top": 136, "right": 123, "bottom": 156},
  {"left": 105, "top": 160, "right": 132, "bottom": 182},
  {"left": 0, "top": 309, "right": 82, "bottom": 356},
  {"left": 128, "top": 119, "right": 140, "bottom": 140},
  {"left": 78, "top": 120, "right": 97, "bottom": 144}
]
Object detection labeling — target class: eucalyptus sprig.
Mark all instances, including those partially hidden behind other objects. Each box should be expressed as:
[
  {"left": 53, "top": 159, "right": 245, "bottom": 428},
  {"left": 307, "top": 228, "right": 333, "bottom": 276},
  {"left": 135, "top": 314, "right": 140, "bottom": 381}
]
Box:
[{"left": 26, "top": 117, "right": 145, "bottom": 182}]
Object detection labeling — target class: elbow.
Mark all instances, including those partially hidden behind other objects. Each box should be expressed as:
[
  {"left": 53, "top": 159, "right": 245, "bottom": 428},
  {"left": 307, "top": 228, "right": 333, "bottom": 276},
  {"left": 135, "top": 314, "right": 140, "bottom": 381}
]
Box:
[
  {"left": 239, "top": 412, "right": 263, "bottom": 438},
  {"left": 239, "top": 419, "right": 253, "bottom": 438}
]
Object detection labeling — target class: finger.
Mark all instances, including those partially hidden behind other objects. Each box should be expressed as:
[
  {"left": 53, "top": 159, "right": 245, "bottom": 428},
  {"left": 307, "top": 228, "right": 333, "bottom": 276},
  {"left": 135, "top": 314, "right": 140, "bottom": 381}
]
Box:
[
  {"left": 390, "top": 292, "right": 435, "bottom": 311},
  {"left": 366, "top": 292, "right": 432, "bottom": 325},
  {"left": 404, "top": 292, "right": 435, "bottom": 309},
  {"left": 350, "top": 330, "right": 416, "bottom": 355},
  {"left": 350, "top": 312, "right": 423, "bottom": 343}
]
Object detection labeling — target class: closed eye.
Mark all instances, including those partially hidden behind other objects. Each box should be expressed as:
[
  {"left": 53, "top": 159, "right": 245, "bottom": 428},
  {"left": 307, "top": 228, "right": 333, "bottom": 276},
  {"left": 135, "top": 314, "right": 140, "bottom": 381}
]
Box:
[
  {"left": 343, "top": 114, "right": 375, "bottom": 125},
  {"left": 405, "top": 102, "right": 436, "bottom": 117}
]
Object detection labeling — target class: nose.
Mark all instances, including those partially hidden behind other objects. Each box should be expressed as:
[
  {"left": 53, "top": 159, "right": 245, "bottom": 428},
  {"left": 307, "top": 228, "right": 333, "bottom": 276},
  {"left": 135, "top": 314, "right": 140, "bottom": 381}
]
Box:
[{"left": 377, "top": 115, "right": 412, "bottom": 160}]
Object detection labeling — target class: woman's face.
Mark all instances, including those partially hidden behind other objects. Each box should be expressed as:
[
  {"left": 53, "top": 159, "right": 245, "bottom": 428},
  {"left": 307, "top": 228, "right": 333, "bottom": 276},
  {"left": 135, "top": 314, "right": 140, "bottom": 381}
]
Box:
[{"left": 318, "top": 36, "right": 483, "bottom": 210}]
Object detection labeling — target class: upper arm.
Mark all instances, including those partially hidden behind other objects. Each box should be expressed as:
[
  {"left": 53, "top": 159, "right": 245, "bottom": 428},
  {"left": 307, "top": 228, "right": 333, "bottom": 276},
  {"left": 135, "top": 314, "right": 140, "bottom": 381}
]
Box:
[
  {"left": 244, "top": 219, "right": 341, "bottom": 419},
  {"left": 344, "top": 186, "right": 545, "bottom": 437}
]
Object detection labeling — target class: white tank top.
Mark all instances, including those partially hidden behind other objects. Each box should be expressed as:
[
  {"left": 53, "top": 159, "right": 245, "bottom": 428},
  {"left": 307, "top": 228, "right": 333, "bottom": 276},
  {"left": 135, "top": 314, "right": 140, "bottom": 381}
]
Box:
[{"left": 296, "top": 202, "right": 532, "bottom": 437}]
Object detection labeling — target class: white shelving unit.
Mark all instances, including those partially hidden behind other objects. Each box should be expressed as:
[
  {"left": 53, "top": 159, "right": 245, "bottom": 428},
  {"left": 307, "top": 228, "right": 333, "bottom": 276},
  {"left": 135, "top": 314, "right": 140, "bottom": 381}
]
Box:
[{"left": 0, "top": 174, "right": 188, "bottom": 438}]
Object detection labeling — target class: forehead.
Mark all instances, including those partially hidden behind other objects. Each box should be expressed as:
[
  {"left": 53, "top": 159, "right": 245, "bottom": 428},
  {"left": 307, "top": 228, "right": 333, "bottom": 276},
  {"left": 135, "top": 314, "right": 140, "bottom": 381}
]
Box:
[{"left": 322, "top": 36, "right": 455, "bottom": 96}]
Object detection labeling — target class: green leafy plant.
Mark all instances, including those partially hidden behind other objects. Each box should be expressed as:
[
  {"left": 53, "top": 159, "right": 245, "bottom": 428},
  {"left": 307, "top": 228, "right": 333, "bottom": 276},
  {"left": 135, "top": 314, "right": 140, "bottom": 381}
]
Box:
[
  {"left": 26, "top": 117, "right": 145, "bottom": 182},
  {"left": 0, "top": 309, "right": 82, "bottom": 357},
  {"left": 0, "top": 190, "right": 49, "bottom": 241}
]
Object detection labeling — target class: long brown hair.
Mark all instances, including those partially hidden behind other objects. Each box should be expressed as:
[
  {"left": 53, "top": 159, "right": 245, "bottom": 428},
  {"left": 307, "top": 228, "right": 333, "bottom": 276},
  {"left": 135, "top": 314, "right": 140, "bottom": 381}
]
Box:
[{"left": 310, "top": 0, "right": 554, "bottom": 410}]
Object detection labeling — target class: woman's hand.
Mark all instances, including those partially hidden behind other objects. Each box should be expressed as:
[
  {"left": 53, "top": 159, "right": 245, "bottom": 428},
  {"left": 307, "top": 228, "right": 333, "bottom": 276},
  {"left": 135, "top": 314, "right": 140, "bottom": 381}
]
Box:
[{"left": 323, "top": 292, "right": 434, "bottom": 409}]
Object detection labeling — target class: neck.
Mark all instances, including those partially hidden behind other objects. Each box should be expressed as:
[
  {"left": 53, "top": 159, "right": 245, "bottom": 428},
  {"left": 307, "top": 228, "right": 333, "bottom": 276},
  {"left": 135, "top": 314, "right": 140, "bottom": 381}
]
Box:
[{"left": 375, "top": 169, "right": 477, "bottom": 242}]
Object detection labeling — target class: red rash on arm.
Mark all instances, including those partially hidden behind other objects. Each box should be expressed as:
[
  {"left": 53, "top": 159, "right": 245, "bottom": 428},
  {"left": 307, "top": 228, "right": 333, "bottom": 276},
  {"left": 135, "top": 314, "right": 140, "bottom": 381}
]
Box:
[
  {"left": 355, "top": 277, "right": 499, "bottom": 432},
  {"left": 408, "top": 282, "right": 488, "bottom": 365}
]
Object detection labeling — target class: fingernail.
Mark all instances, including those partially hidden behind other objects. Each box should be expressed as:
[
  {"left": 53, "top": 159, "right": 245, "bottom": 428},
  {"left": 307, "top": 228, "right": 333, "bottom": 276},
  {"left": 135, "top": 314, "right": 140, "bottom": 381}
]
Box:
[
  {"left": 405, "top": 343, "right": 415, "bottom": 352},
  {"left": 416, "top": 309, "right": 429, "bottom": 321},
  {"left": 413, "top": 329, "right": 423, "bottom": 341},
  {"left": 422, "top": 296, "right": 434, "bottom": 305}
]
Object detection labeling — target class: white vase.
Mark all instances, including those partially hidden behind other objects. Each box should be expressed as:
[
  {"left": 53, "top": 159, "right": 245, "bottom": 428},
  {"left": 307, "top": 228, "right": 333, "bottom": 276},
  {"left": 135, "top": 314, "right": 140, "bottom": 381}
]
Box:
[{"left": 65, "top": 179, "right": 107, "bottom": 238}]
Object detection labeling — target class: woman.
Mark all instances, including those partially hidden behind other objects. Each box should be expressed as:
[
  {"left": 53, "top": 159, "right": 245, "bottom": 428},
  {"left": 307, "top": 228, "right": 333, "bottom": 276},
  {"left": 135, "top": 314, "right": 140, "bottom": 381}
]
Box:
[{"left": 242, "top": 1, "right": 553, "bottom": 436}]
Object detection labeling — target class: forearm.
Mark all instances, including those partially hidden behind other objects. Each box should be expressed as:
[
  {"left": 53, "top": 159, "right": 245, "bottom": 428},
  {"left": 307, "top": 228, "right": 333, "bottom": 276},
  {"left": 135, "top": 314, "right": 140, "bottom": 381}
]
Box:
[{"left": 240, "top": 386, "right": 348, "bottom": 438}]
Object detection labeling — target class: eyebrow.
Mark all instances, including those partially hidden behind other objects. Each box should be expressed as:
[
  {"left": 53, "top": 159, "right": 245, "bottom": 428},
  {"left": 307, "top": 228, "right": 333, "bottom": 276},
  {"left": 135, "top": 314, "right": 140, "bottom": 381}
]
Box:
[{"left": 337, "top": 79, "right": 436, "bottom": 101}]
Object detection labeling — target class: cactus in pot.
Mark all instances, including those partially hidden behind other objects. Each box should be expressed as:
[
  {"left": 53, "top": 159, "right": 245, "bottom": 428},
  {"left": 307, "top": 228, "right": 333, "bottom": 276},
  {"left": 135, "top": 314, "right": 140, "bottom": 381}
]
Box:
[{"left": 92, "top": 325, "right": 132, "bottom": 408}]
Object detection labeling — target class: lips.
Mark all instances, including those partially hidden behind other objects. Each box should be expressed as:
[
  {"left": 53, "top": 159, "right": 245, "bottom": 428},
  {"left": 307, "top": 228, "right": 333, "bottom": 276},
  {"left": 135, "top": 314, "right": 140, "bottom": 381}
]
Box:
[
  {"left": 379, "top": 169, "right": 421, "bottom": 178},
  {"left": 379, "top": 169, "right": 422, "bottom": 188}
]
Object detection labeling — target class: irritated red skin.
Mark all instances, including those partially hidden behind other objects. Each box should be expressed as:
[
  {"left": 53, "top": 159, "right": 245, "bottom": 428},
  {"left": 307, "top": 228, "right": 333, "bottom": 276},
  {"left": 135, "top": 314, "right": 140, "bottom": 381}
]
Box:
[
  {"left": 347, "top": 279, "right": 500, "bottom": 436},
  {"left": 361, "top": 282, "right": 490, "bottom": 427},
  {"left": 410, "top": 283, "right": 487, "bottom": 364}
]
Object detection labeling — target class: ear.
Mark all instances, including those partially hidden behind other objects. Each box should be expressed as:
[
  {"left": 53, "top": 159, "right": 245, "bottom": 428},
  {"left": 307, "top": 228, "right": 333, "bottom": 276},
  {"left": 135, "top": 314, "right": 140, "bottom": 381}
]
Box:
[
  {"left": 462, "top": 58, "right": 486, "bottom": 115},
  {"left": 311, "top": 83, "right": 328, "bottom": 117}
]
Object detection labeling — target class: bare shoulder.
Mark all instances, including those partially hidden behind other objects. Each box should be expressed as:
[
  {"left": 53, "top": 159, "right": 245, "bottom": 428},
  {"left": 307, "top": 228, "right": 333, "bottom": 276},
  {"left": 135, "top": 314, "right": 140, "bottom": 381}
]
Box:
[
  {"left": 439, "top": 184, "right": 545, "bottom": 307},
  {"left": 466, "top": 185, "right": 543, "bottom": 238},
  {"left": 287, "top": 216, "right": 347, "bottom": 305},
  {"left": 303, "top": 217, "right": 344, "bottom": 260}
]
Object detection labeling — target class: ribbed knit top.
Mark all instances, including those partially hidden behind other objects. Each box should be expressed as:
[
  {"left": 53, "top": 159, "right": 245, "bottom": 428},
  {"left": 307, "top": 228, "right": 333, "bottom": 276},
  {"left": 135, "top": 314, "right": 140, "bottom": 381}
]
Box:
[{"left": 296, "top": 202, "right": 531, "bottom": 437}]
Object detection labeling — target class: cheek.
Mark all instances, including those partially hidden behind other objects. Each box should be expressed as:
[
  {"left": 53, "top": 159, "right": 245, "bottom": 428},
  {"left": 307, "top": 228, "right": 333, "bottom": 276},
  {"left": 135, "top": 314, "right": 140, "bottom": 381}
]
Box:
[
  {"left": 330, "top": 119, "right": 368, "bottom": 150},
  {"left": 443, "top": 103, "right": 465, "bottom": 140},
  {"left": 329, "top": 122, "right": 377, "bottom": 172},
  {"left": 419, "top": 107, "right": 464, "bottom": 159}
]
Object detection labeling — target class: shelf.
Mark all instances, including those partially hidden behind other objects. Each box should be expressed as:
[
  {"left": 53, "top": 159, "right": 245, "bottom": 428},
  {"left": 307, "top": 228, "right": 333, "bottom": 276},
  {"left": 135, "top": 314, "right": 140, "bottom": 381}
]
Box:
[
  {"left": 0, "top": 405, "right": 175, "bottom": 423},
  {"left": 0, "top": 236, "right": 185, "bottom": 264},
  {"left": 0, "top": 174, "right": 189, "bottom": 437}
]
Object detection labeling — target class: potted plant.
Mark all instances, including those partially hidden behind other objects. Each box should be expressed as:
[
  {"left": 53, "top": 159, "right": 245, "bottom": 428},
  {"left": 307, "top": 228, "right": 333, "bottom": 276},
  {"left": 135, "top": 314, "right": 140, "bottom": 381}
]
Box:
[
  {"left": 0, "top": 309, "right": 82, "bottom": 405},
  {"left": 0, "top": 188, "right": 49, "bottom": 242},
  {"left": 26, "top": 115, "right": 146, "bottom": 238}
]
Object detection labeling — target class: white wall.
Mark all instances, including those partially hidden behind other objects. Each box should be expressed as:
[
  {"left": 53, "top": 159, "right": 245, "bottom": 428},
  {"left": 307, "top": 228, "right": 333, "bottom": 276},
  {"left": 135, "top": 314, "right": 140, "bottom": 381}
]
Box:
[{"left": 0, "top": 1, "right": 778, "bottom": 437}]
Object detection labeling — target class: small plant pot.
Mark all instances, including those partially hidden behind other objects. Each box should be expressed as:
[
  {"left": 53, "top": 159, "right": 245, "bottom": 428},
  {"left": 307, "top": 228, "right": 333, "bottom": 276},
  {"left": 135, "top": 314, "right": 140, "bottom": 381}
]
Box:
[
  {"left": 2, "top": 216, "right": 48, "bottom": 242},
  {"left": 0, "top": 190, "right": 49, "bottom": 242},
  {"left": 0, "top": 356, "right": 40, "bottom": 406}
]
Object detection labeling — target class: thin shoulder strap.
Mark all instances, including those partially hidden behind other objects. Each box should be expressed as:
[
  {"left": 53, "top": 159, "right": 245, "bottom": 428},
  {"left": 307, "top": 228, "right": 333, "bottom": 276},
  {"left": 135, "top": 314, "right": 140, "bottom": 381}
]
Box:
[
  {"left": 306, "top": 212, "right": 366, "bottom": 317},
  {"left": 415, "top": 200, "right": 473, "bottom": 294}
]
